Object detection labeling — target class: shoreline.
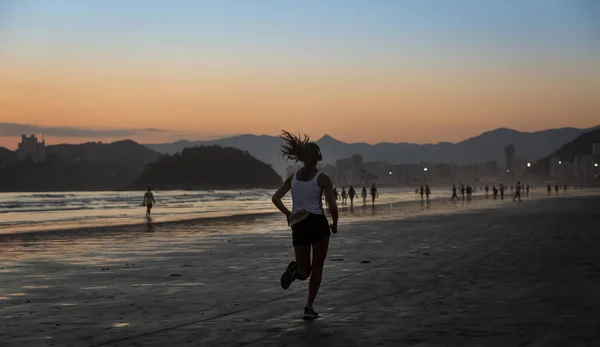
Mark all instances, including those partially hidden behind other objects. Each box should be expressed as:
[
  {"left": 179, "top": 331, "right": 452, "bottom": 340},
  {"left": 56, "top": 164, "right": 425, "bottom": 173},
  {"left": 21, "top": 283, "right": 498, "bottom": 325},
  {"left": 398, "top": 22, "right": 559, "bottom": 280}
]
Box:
[{"left": 2, "top": 188, "right": 597, "bottom": 239}]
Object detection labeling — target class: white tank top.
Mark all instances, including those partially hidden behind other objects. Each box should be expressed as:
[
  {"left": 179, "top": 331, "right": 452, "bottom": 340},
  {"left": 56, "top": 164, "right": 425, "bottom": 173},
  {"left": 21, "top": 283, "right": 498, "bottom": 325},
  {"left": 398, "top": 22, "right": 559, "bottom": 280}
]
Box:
[{"left": 291, "top": 170, "right": 323, "bottom": 215}]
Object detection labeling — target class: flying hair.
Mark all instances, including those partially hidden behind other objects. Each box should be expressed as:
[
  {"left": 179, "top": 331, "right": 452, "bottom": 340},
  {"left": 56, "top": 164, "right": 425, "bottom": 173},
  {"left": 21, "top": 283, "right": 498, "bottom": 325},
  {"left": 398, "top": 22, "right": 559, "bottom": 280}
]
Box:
[{"left": 279, "top": 130, "right": 311, "bottom": 163}]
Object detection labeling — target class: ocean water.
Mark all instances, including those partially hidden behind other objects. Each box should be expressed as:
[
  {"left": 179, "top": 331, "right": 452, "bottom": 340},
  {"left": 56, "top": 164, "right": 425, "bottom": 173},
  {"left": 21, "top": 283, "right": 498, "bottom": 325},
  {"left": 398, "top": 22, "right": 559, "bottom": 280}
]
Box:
[
  {"left": 0, "top": 187, "right": 424, "bottom": 233},
  {"left": 2, "top": 187, "right": 595, "bottom": 234}
]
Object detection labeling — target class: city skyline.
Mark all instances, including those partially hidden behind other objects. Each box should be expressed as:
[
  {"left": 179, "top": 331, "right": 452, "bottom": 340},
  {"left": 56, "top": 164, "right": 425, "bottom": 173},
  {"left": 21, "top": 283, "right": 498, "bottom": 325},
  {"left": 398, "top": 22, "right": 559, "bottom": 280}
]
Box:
[{"left": 1, "top": 1, "right": 599, "bottom": 148}]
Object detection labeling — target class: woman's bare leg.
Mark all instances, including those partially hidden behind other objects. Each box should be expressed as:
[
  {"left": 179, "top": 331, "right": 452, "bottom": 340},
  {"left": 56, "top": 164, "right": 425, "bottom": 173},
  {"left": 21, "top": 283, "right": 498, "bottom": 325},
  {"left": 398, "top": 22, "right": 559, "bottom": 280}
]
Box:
[
  {"left": 293, "top": 246, "right": 311, "bottom": 280},
  {"left": 306, "top": 237, "right": 329, "bottom": 308}
]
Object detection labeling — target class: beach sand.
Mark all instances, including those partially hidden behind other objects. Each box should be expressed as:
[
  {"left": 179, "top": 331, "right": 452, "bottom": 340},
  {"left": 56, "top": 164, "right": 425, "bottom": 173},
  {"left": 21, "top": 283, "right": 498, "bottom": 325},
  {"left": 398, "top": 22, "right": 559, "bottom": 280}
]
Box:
[{"left": 1, "top": 194, "right": 600, "bottom": 346}]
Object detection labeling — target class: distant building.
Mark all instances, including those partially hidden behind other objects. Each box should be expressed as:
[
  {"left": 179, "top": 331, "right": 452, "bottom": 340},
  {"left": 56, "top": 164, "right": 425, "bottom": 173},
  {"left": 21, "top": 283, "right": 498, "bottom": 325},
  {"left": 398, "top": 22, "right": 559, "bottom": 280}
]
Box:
[
  {"left": 318, "top": 164, "right": 336, "bottom": 181},
  {"left": 549, "top": 155, "right": 562, "bottom": 178},
  {"left": 505, "top": 145, "right": 515, "bottom": 172},
  {"left": 594, "top": 143, "right": 600, "bottom": 174},
  {"left": 286, "top": 165, "right": 298, "bottom": 178},
  {"left": 574, "top": 154, "right": 594, "bottom": 180},
  {"left": 335, "top": 154, "right": 363, "bottom": 185},
  {"left": 17, "top": 134, "right": 46, "bottom": 163},
  {"left": 481, "top": 160, "right": 498, "bottom": 178},
  {"left": 362, "top": 161, "right": 396, "bottom": 185}
]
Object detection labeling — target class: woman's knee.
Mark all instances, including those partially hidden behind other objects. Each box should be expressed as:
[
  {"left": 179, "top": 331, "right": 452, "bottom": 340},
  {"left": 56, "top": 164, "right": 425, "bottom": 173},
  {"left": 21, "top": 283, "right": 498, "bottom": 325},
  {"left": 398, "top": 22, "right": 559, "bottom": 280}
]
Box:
[{"left": 296, "top": 266, "right": 312, "bottom": 280}]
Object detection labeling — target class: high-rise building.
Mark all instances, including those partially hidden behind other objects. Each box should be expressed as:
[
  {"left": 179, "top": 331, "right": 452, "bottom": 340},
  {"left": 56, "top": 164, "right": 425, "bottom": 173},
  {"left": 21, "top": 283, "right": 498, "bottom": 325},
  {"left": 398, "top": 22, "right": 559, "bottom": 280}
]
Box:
[
  {"left": 574, "top": 154, "right": 594, "bottom": 180},
  {"left": 17, "top": 134, "right": 46, "bottom": 163},
  {"left": 550, "top": 155, "right": 562, "bottom": 178},
  {"left": 505, "top": 145, "right": 515, "bottom": 172}
]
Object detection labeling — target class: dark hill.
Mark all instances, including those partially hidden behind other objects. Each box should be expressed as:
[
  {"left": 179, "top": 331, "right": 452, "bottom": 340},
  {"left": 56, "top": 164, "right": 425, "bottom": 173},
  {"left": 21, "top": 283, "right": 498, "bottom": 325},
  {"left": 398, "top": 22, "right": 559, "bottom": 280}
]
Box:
[
  {"left": 132, "top": 145, "right": 282, "bottom": 190},
  {"left": 0, "top": 159, "right": 140, "bottom": 192},
  {"left": 0, "top": 147, "right": 16, "bottom": 165},
  {"left": 533, "top": 128, "right": 600, "bottom": 174},
  {"left": 48, "top": 140, "right": 161, "bottom": 170},
  {"left": 0, "top": 140, "right": 163, "bottom": 192}
]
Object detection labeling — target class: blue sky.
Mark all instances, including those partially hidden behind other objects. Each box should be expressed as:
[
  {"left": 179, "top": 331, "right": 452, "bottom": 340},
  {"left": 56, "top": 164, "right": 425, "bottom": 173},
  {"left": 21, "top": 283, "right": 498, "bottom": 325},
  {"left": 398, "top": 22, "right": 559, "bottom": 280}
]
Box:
[{"left": 2, "top": 0, "right": 598, "bottom": 66}]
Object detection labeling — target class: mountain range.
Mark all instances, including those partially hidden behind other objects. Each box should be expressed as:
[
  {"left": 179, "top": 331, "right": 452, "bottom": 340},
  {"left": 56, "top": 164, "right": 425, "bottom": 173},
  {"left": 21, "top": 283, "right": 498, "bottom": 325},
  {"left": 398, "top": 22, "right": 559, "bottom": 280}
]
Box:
[{"left": 146, "top": 126, "right": 598, "bottom": 177}]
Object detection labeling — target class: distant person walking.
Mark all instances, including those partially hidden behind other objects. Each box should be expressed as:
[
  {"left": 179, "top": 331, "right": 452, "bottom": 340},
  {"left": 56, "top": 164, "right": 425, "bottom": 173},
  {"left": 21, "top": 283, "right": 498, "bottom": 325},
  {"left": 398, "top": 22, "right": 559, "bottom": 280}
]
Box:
[
  {"left": 419, "top": 185, "right": 424, "bottom": 200},
  {"left": 513, "top": 181, "right": 522, "bottom": 202},
  {"left": 485, "top": 185, "right": 489, "bottom": 196},
  {"left": 493, "top": 185, "right": 498, "bottom": 199},
  {"left": 333, "top": 188, "right": 340, "bottom": 201},
  {"left": 526, "top": 184, "right": 530, "bottom": 197},
  {"left": 555, "top": 184, "right": 559, "bottom": 194},
  {"left": 348, "top": 186, "right": 356, "bottom": 207},
  {"left": 142, "top": 187, "right": 155, "bottom": 218},
  {"left": 564, "top": 184, "right": 567, "bottom": 192},
  {"left": 547, "top": 184, "right": 552, "bottom": 196},
  {"left": 451, "top": 184, "right": 458, "bottom": 201},
  {"left": 460, "top": 184, "right": 466, "bottom": 199},
  {"left": 361, "top": 187, "right": 367, "bottom": 204},
  {"left": 341, "top": 188, "right": 347, "bottom": 205},
  {"left": 271, "top": 131, "right": 338, "bottom": 320},
  {"left": 370, "top": 184, "right": 379, "bottom": 205},
  {"left": 499, "top": 184, "right": 505, "bottom": 199},
  {"left": 425, "top": 184, "right": 431, "bottom": 200}
]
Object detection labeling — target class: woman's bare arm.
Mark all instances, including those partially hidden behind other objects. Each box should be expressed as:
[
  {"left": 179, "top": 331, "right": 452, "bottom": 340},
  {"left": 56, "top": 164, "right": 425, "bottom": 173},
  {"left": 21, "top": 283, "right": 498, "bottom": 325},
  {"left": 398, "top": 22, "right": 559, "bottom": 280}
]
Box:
[
  {"left": 271, "top": 176, "right": 293, "bottom": 221},
  {"left": 319, "top": 174, "right": 338, "bottom": 233}
]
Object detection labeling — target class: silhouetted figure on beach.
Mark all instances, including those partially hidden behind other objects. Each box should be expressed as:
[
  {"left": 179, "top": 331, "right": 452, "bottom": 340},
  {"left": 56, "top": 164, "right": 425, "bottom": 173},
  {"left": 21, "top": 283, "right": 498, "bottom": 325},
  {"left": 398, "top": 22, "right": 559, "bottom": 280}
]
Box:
[
  {"left": 341, "top": 188, "right": 347, "bottom": 205},
  {"left": 526, "top": 184, "right": 530, "bottom": 197},
  {"left": 513, "top": 181, "right": 522, "bottom": 202},
  {"left": 493, "top": 185, "right": 498, "bottom": 199},
  {"left": 348, "top": 186, "right": 356, "bottom": 207},
  {"left": 451, "top": 185, "right": 458, "bottom": 201},
  {"left": 547, "top": 184, "right": 552, "bottom": 195},
  {"left": 271, "top": 131, "right": 338, "bottom": 320},
  {"left": 142, "top": 187, "right": 155, "bottom": 219},
  {"left": 419, "top": 185, "right": 424, "bottom": 199},
  {"left": 555, "top": 184, "right": 559, "bottom": 194},
  {"left": 425, "top": 184, "right": 431, "bottom": 200},
  {"left": 499, "top": 184, "right": 505, "bottom": 199},
  {"left": 485, "top": 185, "right": 489, "bottom": 196},
  {"left": 466, "top": 185, "right": 472, "bottom": 200},
  {"left": 564, "top": 184, "right": 567, "bottom": 192},
  {"left": 361, "top": 187, "right": 367, "bottom": 205},
  {"left": 370, "top": 184, "right": 378, "bottom": 205},
  {"left": 460, "top": 184, "right": 466, "bottom": 199}
]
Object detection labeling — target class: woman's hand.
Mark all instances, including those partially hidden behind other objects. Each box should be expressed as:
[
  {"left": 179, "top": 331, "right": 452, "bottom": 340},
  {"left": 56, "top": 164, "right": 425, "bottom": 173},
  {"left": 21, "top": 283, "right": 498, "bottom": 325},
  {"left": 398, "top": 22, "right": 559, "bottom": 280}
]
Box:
[
  {"left": 285, "top": 212, "right": 292, "bottom": 225},
  {"left": 330, "top": 224, "right": 338, "bottom": 234}
]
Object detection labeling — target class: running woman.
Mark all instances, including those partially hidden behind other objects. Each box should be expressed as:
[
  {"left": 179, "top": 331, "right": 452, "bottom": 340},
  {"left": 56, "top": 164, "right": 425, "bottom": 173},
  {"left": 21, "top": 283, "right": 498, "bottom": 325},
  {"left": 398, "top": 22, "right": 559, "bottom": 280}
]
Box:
[{"left": 271, "top": 131, "right": 338, "bottom": 320}]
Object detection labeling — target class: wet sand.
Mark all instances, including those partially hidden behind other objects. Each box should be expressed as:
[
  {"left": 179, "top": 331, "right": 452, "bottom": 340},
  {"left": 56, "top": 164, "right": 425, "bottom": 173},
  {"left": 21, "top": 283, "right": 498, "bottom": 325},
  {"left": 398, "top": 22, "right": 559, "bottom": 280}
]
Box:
[{"left": 1, "top": 194, "right": 600, "bottom": 346}]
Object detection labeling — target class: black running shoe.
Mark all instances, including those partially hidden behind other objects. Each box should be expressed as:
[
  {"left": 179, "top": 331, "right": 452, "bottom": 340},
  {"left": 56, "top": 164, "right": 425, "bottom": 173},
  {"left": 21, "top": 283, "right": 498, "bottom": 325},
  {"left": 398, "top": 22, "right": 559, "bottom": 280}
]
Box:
[
  {"left": 280, "top": 261, "right": 297, "bottom": 289},
  {"left": 302, "top": 307, "right": 319, "bottom": 320}
]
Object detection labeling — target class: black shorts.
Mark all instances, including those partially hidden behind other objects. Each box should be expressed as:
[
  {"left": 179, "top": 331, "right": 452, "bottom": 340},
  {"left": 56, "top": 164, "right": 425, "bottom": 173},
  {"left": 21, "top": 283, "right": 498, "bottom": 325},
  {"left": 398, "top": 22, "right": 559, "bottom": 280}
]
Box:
[{"left": 292, "top": 213, "right": 330, "bottom": 247}]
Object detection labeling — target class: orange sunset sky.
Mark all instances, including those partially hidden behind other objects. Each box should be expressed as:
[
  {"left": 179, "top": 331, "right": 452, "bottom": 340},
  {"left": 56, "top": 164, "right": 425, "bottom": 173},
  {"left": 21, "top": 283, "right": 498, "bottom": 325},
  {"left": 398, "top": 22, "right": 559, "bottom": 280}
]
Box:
[{"left": 1, "top": 1, "right": 599, "bottom": 149}]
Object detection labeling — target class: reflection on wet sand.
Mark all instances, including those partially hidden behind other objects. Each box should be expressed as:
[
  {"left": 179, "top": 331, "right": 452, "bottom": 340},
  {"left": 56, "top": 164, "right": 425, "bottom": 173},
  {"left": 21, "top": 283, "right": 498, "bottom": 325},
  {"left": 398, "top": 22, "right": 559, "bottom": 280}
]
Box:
[{"left": 0, "top": 189, "right": 598, "bottom": 346}]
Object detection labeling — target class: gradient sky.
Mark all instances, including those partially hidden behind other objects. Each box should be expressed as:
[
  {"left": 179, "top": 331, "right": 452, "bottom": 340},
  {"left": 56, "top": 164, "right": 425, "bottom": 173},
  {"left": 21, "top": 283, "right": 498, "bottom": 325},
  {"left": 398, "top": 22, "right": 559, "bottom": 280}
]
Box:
[{"left": 1, "top": 0, "right": 599, "bottom": 148}]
